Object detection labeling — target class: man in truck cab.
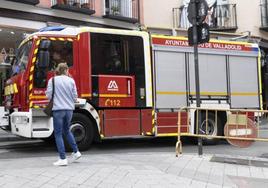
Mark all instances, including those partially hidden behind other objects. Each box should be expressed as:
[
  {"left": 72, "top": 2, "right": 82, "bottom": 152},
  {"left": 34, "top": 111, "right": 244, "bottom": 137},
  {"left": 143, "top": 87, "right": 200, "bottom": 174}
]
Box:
[{"left": 49, "top": 46, "right": 67, "bottom": 70}]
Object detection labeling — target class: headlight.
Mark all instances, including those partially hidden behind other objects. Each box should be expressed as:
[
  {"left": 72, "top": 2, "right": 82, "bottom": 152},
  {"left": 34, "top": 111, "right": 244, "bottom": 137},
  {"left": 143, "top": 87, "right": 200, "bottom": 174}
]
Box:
[{"left": 12, "top": 116, "right": 29, "bottom": 124}]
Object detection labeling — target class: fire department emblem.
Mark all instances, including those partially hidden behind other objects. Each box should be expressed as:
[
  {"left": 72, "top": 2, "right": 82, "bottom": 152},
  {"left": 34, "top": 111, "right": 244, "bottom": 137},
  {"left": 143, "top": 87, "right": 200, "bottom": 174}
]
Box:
[{"left": 107, "top": 80, "right": 119, "bottom": 91}]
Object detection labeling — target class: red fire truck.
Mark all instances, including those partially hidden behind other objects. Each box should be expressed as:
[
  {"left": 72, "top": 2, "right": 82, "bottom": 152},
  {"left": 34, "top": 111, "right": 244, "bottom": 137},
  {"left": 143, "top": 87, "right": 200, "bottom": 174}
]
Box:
[{"left": 0, "top": 26, "right": 261, "bottom": 150}]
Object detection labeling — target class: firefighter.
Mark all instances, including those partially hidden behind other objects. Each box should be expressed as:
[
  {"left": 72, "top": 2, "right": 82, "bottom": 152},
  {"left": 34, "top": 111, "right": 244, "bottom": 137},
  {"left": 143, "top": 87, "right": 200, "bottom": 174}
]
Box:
[{"left": 49, "top": 50, "right": 65, "bottom": 70}]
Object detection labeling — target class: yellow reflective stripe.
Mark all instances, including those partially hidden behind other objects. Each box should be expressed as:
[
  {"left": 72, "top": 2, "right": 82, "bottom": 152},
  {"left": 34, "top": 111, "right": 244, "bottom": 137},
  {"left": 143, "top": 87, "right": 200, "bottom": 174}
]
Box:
[
  {"left": 13, "top": 84, "right": 18, "bottom": 93},
  {"left": 157, "top": 133, "right": 178, "bottom": 137},
  {"left": 36, "top": 40, "right": 41, "bottom": 46},
  {"left": 190, "top": 92, "right": 227, "bottom": 96},
  {"left": 231, "top": 92, "right": 258, "bottom": 96},
  {"left": 152, "top": 127, "right": 155, "bottom": 134},
  {"left": 58, "top": 38, "right": 65, "bottom": 41},
  {"left": 158, "top": 91, "right": 258, "bottom": 96},
  {"left": 34, "top": 48, "right": 38, "bottom": 54},
  {"left": 4, "top": 86, "right": 9, "bottom": 95},
  {"left": 67, "top": 38, "right": 73, "bottom": 42},
  {"left": 152, "top": 110, "right": 155, "bottom": 125},
  {"left": 99, "top": 94, "right": 128, "bottom": 98},
  {"left": 30, "top": 95, "right": 47, "bottom": 100},
  {"left": 32, "top": 57, "right": 36, "bottom": 63},
  {"left": 30, "top": 66, "right": 34, "bottom": 72},
  {"left": 50, "top": 37, "right": 56, "bottom": 41},
  {"left": 29, "top": 84, "right": 33, "bottom": 90},
  {"left": 9, "top": 85, "right": 14, "bottom": 94},
  {"left": 157, "top": 91, "right": 187, "bottom": 95},
  {"left": 29, "top": 101, "right": 33, "bottom": 108},
  {"left": 29, "top": 75, "right": 33, "bottom": 81},
  {"left": 81, "top": 93, "right": 91, "bottom": 97}
]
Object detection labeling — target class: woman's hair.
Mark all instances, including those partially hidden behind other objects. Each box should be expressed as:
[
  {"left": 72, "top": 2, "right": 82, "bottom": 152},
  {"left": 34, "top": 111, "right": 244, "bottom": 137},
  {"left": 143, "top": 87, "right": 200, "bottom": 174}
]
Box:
[{"left": 55, "top": 63, "right": 68, "bottom": 75}]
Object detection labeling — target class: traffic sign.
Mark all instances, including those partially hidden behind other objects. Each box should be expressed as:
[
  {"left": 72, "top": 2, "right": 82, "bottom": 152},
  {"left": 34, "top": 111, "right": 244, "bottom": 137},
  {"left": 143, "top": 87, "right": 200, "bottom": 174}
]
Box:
[
  {"left": 224, "top": 114, "right": 257, "bottom": 148},
  {"left": 188, "top": 23, "right": 210, "bottom": 46},
  {"left": 187, "top": 0, "right": 209, "bottom": 25}
]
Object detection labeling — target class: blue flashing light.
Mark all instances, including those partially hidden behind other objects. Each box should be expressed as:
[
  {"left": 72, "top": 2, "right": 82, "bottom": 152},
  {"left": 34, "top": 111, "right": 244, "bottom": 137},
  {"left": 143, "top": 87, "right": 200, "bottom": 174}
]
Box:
[{"left": 39, "top": 26, "right": 66, "bottom": 32}]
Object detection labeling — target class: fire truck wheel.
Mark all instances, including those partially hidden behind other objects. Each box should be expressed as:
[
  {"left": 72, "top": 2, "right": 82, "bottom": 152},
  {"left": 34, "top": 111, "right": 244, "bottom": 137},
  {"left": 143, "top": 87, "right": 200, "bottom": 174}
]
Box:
[
  {"left": 198, "top": 112, "right": 223, "bottom": 145},
  {"left": 66, "top": 113, "right": 94, "bottom": 151}
]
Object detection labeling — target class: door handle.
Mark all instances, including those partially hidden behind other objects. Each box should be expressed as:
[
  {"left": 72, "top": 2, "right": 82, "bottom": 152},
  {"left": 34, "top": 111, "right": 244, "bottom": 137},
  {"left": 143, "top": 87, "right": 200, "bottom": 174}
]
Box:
[{"left": 127, "top": 79, "right": 131, "bottom": 95}]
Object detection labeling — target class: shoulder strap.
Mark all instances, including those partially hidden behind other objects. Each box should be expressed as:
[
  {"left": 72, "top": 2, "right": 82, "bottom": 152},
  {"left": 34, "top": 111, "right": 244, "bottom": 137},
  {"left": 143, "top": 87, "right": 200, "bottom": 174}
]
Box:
[{"left": 51, "top": 77, "right": 55, "bottom": 100}]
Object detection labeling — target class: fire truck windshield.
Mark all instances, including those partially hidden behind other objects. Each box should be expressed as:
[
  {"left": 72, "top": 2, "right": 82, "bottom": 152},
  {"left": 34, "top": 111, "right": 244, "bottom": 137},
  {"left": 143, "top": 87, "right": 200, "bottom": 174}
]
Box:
[{"left": 11, "top": 40, "right": 33, "bottom": 76}]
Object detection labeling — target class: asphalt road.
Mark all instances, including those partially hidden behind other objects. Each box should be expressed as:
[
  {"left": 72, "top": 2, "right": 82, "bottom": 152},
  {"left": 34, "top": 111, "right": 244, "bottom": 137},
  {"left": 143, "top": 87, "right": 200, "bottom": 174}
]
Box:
[
  {"left": 1, "top": 134, "right": 268, "bottom": 160},
  {"left": 1, "top": 117, "right": 268, "bottom": 159}
]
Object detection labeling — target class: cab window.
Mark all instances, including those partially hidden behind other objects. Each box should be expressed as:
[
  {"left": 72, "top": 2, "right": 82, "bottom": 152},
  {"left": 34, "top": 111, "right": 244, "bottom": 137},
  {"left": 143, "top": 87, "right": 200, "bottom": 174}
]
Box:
[
  {"left": 91, "top": 33, "right": 145, "bottom": 75},
  {"left": 11, "top": 40, "right": 33, "bottom": 75},
  {"left": 48, "top": 41, "right": 73, "bottom": 70},
  {"left": 33, "top": 40, "right": 73, "bottom": 88}
]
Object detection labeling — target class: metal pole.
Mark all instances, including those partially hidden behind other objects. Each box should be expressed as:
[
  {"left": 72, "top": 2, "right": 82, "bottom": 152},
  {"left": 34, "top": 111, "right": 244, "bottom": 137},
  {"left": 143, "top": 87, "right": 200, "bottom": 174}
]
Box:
[{"left": 191, "top": 0, "right": 203, "bottom": 156}]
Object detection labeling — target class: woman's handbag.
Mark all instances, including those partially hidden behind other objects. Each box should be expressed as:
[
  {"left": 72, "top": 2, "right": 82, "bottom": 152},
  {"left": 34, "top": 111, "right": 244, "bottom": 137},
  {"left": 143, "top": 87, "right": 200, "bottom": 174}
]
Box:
[{"left": 43, "top": 78, "right": 55, "bottom": 117}]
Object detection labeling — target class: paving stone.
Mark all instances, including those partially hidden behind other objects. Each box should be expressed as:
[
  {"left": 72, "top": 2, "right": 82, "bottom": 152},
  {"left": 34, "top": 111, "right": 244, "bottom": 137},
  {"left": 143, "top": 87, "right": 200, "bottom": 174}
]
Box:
[
  {"left": 190, "top": 180, "right": 206, "bottom": 188},
  {"left": 249, "top": 166, "right": 265, "bottom": 178},
  {"left": 0, "top": 153, "right": 268, "bottom": 187}
]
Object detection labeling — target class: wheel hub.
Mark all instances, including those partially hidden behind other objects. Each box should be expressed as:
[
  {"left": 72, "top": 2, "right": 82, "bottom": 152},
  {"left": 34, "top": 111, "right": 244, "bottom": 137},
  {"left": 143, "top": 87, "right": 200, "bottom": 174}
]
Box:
[
  {"left": 200, "top": 119, "right": 217, "bottom": 136},
  {"left": 70, "top": 123, "right": 86, "bottom": 143}
]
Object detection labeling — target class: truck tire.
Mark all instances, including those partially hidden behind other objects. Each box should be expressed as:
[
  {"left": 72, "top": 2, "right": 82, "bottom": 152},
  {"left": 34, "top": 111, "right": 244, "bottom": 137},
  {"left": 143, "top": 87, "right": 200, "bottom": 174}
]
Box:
[
  {"left": 197, "top": 112, "right": 223, "bottom": 145},
  {"left": 65, "top": 113, "right": 94, "bottom": 151}
]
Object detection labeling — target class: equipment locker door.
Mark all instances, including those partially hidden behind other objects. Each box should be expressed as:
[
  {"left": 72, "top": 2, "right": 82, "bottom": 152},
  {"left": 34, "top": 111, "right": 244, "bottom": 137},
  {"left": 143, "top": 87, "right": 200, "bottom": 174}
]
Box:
[
  {"left": 189, "top": 53, "right": 227, "bottom": 98},
  {"left": 229, "top": 56, "right": 260, "bottom": 108},
  {"left": 154, "top": 50, "right": 187, "bottom": 108}
]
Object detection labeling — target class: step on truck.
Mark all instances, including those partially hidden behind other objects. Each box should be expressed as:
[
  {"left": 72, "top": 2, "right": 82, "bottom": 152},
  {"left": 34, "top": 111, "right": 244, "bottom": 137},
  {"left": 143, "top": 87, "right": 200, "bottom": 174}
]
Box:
[{"left": 0, "top": 26, "right": 261, "bottom": 150}]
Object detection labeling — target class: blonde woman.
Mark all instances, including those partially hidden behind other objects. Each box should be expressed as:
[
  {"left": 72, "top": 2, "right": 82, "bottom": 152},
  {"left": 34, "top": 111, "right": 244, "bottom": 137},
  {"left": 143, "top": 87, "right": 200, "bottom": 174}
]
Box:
[{"left": 46, "top": 63, "right": 81, "bottom": 166}]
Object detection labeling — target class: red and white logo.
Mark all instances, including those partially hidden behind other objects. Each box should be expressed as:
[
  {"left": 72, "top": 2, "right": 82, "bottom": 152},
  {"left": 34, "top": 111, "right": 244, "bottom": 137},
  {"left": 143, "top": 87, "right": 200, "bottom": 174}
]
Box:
[{"left": 107, "top": 80, "right": 119, "bottom": 91}]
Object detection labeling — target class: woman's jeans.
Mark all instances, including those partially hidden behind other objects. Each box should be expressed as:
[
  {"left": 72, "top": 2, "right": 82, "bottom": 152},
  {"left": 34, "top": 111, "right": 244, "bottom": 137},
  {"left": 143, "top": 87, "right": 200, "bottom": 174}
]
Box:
[{"left": 53, "top": 110, "right": 78, "bottom": 159}]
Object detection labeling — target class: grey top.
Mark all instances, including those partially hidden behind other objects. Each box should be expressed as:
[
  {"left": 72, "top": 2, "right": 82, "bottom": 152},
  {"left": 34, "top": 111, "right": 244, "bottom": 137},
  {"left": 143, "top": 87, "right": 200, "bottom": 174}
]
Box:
[{"left": 45, "top": 75, "right": 78, "bottom": 111}]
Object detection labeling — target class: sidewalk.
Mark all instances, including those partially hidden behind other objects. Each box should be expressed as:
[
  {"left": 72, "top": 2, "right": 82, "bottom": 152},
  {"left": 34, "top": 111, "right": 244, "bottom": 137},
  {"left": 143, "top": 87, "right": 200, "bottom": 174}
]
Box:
[{"left": 0, "top": 152, "right": 268, "bottom": 188}]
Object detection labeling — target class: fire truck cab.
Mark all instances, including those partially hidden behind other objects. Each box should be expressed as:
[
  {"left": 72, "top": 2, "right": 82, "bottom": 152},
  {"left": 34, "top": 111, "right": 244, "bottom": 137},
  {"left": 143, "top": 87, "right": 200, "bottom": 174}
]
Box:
[{"left": 0, "top": 26, "right": 261, "bottom": 150}]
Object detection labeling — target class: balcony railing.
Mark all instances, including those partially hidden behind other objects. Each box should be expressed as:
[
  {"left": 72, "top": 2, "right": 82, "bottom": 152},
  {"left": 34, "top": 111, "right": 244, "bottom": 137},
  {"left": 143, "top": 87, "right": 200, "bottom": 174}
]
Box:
[
  {"left": 51, "top": 0, "right": 95, "bottom": 15},
  {"left": 261, "top": 1, "right": 268, "bottom": 30},
  {"left": 103, "top": 0, "right": 139, "bottom": 23},
  {"left": 173, "top": 4, "right": 237, "bottom": 31},
  {"left": 5, "top": 0, "right": 40, "bottom": 5}
]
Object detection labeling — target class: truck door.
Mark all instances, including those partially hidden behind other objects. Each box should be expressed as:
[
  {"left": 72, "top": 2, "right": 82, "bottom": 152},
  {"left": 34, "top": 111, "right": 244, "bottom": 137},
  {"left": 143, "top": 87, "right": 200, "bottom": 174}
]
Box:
[
  {"left": 29, "top": 38, "right": 75, "bottom": 137},
  {"left": 90, "top": 33, "right": 146, "bottom": 108},
  {"left": 90, "top": 33, "right": 147, "bottom": 137},
  {"left": 32, "top": 39, "right": 75, "bottom": 108}
]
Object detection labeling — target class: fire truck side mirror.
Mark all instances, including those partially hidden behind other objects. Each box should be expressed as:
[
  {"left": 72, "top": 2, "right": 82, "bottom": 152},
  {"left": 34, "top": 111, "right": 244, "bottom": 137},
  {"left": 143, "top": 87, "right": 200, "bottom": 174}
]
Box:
[{"left": 37, "top": 51, "right": 50, "bottom": 68}]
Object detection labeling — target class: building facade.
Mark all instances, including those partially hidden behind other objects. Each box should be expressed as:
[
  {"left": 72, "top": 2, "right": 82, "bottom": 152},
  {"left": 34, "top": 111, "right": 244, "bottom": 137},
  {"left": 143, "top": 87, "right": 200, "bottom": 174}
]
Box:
[
  {"left": 142, "top": 0, "right": 268, "bottom": 40},
  {"left": 0, "top": 0, "right": 143, "bottom": 64}
]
